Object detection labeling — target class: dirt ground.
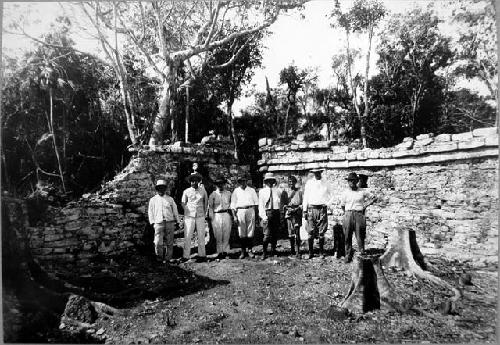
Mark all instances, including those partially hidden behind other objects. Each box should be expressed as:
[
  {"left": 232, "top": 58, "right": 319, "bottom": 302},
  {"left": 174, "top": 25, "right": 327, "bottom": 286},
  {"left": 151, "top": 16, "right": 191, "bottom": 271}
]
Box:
[{"left": 41, "top": 238, "right": 497, "bottom": 344}]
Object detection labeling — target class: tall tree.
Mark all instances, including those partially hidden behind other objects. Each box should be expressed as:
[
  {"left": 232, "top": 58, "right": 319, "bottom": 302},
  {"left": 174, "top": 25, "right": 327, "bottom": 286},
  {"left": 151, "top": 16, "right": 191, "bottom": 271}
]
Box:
[
  {"left": 375, "top": 7, "right": 452, "bottom": 138},
  {"left": 2, "top": 21, "right": 130, "bottom": 197},
  {"left": 279, "top": 64, "right": 308, "bottom": 136},
  {"left": 330, "top": 0, "right": 385, "bottom": 147},
  {"left": 75, "top": 0, "right": 305, "bottom": 145},
  {"left": 450, "top": 0, "right": 498, "bottom": 126},
  {"left": 202, "top": 31, "right": 264, "bottom": 158}
]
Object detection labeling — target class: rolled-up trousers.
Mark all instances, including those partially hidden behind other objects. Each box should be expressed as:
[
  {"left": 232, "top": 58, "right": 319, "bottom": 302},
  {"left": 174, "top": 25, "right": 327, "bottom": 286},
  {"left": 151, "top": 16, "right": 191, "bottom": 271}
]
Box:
[
  {"left": 343, "top": 210, "right": 366, "bottom": 256},
  {"left": 154, "top": 221, "right": 175, "bottom": 260},
  {"left": 306, "top": 206, "right": 328, "bottom": 240},
  {"left": 183, "top": 216, "right": 206, "bottom": 259},
  {"left": 212, "top": 212, "right": 232, "bottom": 253}
]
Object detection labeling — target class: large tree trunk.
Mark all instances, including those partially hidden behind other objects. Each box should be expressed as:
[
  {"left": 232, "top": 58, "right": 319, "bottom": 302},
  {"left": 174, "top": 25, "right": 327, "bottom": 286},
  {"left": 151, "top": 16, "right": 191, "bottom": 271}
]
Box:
[
  {"left": 185, "top": 84, "right": 190, "bottom": 143},
  {"left": 48, "top": 88, "right": 66, "bottom": 193},
  {"left": 341, "top": 248, "right": 412, "bottom": 314},
  {"left": 380, "top": 228, "right": 462, "bottom": 310},
  {"left": 150, "top": 80, "right": 171, "bottom": 146},
  {"left": 150, "top": 64, "right": 181, "bottom": 145},
  {"left": 361, "top": 26, "right": 374, "bottom": 148},
  {"left": 227, "top": 99, "right": 238, "bottom": 159},
  {"left": 345, "top": 30, "right": 362, "bottom": 132}
]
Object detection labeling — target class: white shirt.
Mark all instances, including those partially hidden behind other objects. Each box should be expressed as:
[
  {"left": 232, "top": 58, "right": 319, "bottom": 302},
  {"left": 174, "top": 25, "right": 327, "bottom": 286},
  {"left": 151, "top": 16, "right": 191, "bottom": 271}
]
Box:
[
  {"left": 302, "top": 178, "right": 335, "bottom": 209},
  {"left": 258, "top": 186, "right": 283, "bottom": 220},
  {"left": 340, "top": 189, "right": 375, "bottom": 211},
  {"left": 148, "top": 194, "right": 180, "bottom": 224},
  {"left": 231, "top": 186, "right": 258, "bottom": 209},
  {"left": 181, "top": 187, "right": 208, "bottom": 218},
  {"left": 208, "top": 189, "right": 232, "bottom": 218}
]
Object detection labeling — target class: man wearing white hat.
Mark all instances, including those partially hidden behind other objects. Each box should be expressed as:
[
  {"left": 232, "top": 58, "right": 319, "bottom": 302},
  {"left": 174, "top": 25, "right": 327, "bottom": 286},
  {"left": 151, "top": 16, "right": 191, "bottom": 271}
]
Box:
[
  {"left": 258, "top": 172, "right": 284, "bottom": 259},
  {"left": 181, "top": 172, "right": 208, "bottom": 262},
  {"left": 148, "top": 179, "right": 180, "bottom": 263},
  {"left": 302, "top": 168, "right": 335, "bottom": 259},
  {"left": 231, "top": 173, "right": 259, "bottom": 259}
]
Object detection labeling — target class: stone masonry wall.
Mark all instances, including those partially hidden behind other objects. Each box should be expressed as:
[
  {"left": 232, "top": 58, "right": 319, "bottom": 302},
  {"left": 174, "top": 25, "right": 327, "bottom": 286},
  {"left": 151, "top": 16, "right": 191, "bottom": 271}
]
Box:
[
  {"left": 258, "top": 127, "right": 499, "bottom": 266},
  {"left": 27, "top": 141, "right": 249, "bottom": 266}
]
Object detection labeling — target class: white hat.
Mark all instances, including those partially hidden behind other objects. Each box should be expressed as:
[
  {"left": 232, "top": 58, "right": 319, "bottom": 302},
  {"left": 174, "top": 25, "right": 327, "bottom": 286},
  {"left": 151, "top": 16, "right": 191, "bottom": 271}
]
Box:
[
  {"left": 155, "top": 179, "right": 167, "bottom": 188},
  {"left": 263, "top": 172, "right": 277, "bottom": 182}
]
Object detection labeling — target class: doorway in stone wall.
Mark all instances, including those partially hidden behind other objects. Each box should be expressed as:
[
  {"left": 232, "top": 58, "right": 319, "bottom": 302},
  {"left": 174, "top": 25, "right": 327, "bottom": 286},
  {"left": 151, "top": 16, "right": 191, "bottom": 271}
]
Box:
[
  {"left": 176, "top": 159, "right": 216, "bottom": 254},
  {"left": 175, "top": 160, "right": 213, "bottom": 214}
]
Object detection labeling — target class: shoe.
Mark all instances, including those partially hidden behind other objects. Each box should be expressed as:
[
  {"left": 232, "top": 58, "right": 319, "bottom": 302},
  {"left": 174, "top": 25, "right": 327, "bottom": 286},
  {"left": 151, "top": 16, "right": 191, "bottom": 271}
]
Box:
[
  {"left": 308, "top": 253, "right": 315, "bottom": 259},
  {"left": 179, "top": 257, "right": 189, "bottom": 263}
]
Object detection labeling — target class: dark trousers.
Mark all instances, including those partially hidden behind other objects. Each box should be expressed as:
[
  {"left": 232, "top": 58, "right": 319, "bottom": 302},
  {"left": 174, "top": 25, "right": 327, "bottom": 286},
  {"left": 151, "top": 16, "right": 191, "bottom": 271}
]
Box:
[
  {"left": 306, "top": 206, "right": 328, "bottom": 239},
  {"left": 343, "top": 210, "right": 366, "bottom": 256},
  {"left": 262, "top": 209, "right": 280, "bottom": 246},
  {"left": 286, "top": 208, "right": 302, "bottom": 238},
  {"left": 332, "top": 223, "right": 346, "bottom": 258}
]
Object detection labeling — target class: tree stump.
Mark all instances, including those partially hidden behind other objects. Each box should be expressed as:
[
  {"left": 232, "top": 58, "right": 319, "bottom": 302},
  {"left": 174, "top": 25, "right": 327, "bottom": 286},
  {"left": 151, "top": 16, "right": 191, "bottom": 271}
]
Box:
[
  {"left": 380, "top": 228, "right": 462, "bottom": 309},
  {"left": 340, "top": 248, "right": 410, "bottom": 314}
]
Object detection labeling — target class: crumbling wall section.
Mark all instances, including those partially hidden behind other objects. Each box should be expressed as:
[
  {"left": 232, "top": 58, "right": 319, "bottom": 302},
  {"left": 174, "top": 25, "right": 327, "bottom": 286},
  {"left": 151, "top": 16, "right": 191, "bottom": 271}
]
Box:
[
  {"left": 27, "top": 142, "right": 249, "bottom": 266},
  {"left": 258, "top": 127, "right": 499, "bottom": 266}
]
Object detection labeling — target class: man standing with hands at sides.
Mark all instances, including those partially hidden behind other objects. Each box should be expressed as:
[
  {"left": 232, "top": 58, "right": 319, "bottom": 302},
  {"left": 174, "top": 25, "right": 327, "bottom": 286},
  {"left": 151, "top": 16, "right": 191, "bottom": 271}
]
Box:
[
  {"left": 258, "top": 172, "right": 284, "bottom": 260},
  {"left": 181, "top": 172, "right": 208, "bottom": 262},
  {"left": 340, "top": 172, "right": 377, "bottom": 263},
  {"left": 302, "top": 168, "right": 335, "bottom": 259},
  {"left": 148, "top": 179, "right": 181, "bottom": 263},
  {"left": 208, "top": 175, "right": 233, "bottom": 259},
  {"left": 283, "top": 175, "right": 303, "bottom": 258},
  {"left": 231, "top": 174, "right": 259, "bottom": 259}
]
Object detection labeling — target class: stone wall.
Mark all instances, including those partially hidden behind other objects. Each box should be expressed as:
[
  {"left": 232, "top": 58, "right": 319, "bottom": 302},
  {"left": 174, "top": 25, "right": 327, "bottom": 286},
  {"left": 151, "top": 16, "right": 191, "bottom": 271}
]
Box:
[
  {"left": 27, "top": 141, "right": 249, "bottom": 266},
  {"left": 258, "top": 127, "right": 499, "bottom": 266}
]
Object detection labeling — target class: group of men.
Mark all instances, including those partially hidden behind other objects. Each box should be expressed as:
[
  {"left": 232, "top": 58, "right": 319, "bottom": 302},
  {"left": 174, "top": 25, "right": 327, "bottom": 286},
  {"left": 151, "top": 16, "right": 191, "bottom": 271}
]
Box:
[{"left": 148, "top": 166, "right": 376, "bottom": 264}]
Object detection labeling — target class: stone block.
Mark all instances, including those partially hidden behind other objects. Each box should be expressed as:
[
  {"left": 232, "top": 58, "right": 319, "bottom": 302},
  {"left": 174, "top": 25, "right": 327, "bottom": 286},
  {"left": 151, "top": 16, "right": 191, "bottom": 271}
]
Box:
[
  {"left": 434, "top": 134, "right": 451, "bottom": 142},
  {"left": 484, "top": 135, "right": 499, "bottom": 146},
  {"left": 65, "top": 221, "right": 82, "bottom": 231},
  {"left": 267, "top": 138, "right": 274, "bottom": 146},
  {"left": 392, "top": 150, "right": 413, "bottom": 158},
  {"left": 368, "top": 151, "right": 380, "bottom": 159},
  {"left": 309, "top": 141, "right": 330, "bottom": 149},
  {"left": 87, "top": 208, "right": 106, "bottom": 216},
  {"left": 458, "top": 137, "right": 485, "bottom": 150},
  {"left": 258, "top": 138, "right": 268, "bottom": 147},
  {"left": 426, "top": 141, "right": 458, "bottom": 153},
  {"left": 328, "top": 153, "right": 346, "bottom": 161},
  {"left": 395, "top": 139, "right": 414, "bottom": 150},
  {"left": 472, "top": 127, "right": 497, "bottom": 137},
  {"left": 45, "top": 234, "right": 64, "bottom": 242},
  {"left": 331, "top": 146, "right": 349, "bottom": 154},
  {"left": 356, "top": 151, "right": 369, "bottom": 160},
  {"left": 414, "top": 138, "right": 434, "bottom": 147},
  {"left": 451, "top": 132, "right": 473, "bottom": 141},
  {"left": 346, "top": 152, "right": 358, "bottom": 160},
  {"left": 416, "top": 133, "right": 433, "bottom": 140}
]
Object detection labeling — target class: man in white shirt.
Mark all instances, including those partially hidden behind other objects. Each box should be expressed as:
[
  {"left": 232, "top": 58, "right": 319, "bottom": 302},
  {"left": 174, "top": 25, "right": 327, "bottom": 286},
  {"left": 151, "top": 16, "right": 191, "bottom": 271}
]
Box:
[
  {"left": 231, "top": 174, "right": 259, "bottom": 259},
  {"left": 258, "top": 172, "right": 284, "bottom": 260},
  {"left": 148, "top": 179, "right": 180, "bottom": 263},
  {"left": 181, "top": 173, "right": 208, "bottom": 262},
  {"left": 340, "top": 172, "right": 377, "bottom": 263},
  {"left": 208, "top": 175, "right": 233, "bottom": 259},
  {"left": 302, "top": 168, "right": 335, "bottom": 259}
]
